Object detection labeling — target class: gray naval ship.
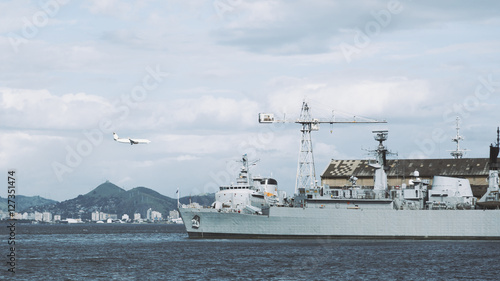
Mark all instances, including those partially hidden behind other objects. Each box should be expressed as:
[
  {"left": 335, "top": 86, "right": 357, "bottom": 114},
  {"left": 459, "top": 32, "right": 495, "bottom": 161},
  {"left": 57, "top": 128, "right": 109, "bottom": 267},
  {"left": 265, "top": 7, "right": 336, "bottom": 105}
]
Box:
[{"left": 179, "top": 104, "right": 500, "bottom": 239}]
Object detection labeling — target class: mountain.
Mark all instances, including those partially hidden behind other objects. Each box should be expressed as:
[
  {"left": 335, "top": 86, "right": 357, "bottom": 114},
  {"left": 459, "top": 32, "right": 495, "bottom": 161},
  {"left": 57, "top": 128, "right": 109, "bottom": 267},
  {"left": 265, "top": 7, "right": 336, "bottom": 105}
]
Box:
[
  {"left": 22, "top": 181, "right": 214, "bottom": 220},
  {"left": 85, "top": 181, "right": 126, "bottom": 198},
  {"left": 0, "top": 195, "right": 58, "bottom": 212}
]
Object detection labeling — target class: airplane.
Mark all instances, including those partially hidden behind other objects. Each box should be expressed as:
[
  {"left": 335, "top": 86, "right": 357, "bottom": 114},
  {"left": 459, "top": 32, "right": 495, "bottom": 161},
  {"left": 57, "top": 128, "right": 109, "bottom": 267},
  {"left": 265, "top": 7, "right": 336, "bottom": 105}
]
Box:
[{"left": 113, "top": 132, "right": 151, "bottom": 145}]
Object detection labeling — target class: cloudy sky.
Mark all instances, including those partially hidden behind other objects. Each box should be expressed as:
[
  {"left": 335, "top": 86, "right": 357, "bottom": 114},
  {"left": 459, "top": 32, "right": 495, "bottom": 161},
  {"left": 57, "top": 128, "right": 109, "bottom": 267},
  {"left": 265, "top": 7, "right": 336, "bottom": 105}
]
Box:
[{"left": 1, "top": 0, "right": 500, "bottom": 201}]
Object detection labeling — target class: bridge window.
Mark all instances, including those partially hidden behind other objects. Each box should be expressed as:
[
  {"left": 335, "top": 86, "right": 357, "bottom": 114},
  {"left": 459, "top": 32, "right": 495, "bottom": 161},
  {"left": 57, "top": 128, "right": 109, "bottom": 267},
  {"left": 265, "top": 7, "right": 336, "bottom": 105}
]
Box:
[{"left": 267, "top": 179, "right": 278, "bottom": 185}]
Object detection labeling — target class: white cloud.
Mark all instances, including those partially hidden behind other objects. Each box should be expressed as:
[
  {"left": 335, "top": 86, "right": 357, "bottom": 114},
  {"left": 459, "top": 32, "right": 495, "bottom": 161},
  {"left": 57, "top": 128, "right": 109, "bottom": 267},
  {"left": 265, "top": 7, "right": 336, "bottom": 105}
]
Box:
[
  {"left": 142, "top": 95, "right": 260, "bottom": 130},
  {"left": 266, "top": 77, "right": 431, "bottom": 119},
  {"left": 0, "top": 88, "right": 112, "bottom": 129},
  {"left": 0, "top": 0, "right": 37, "bottom": 33},
  {"left": 1, "top": 0, "right": 500, "bottom": 201},
  {"left": 84, "top": 0, "right": 136, "bottom": 18},
  {"left": 176, "top": 155, "right": 200, "bottom": 161}
]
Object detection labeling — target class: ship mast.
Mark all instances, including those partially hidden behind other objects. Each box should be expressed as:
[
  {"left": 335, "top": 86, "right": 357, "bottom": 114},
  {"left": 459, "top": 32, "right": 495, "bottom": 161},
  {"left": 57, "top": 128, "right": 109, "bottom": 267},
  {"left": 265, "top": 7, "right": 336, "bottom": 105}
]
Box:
[
  {"left": 450, "top": 116, "right": 467, "bottom": 159},
  {"left": 236, "top": 154, "right": 259, "bottom": 186},
  {"left": 369, "top": 130, "right": 397, "bottom": 193},
  {"left": 259, "top": 101, "right": 386, "bottom": 194},
  {"left": 370, "top": 130, "right": 388, "bottom": 191}
]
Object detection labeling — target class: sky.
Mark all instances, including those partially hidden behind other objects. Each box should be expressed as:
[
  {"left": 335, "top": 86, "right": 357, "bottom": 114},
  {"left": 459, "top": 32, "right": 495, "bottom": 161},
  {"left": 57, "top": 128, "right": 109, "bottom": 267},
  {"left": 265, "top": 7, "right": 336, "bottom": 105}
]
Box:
[{"left": 1, "top": 0, "right": 500, "bottom": 201}]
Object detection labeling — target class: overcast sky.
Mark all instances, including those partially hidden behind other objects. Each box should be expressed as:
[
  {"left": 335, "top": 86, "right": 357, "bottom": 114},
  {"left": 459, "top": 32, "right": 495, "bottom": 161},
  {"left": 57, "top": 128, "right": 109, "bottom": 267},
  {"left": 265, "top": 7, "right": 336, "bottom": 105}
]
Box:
[{"left": 1, "top": 0, "right": 500, "bottom": 201}]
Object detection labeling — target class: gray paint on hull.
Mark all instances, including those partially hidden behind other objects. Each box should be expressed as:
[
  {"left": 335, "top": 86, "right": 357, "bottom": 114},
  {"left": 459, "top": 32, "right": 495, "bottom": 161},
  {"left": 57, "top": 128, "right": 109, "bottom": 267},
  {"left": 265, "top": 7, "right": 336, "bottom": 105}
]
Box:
[
  {"left": 186, "top": 232, "right": 500, "bottom": 240},
  {"left": 179, "top": 207, "right": 500, "bottom": 239}
]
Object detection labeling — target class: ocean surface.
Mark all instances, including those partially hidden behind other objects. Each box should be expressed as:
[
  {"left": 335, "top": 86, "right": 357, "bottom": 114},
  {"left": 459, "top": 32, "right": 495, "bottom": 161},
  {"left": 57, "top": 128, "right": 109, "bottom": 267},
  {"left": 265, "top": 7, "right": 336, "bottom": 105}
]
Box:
[{"left": 2, "top": 223, "right": 500, "bottom": 281}]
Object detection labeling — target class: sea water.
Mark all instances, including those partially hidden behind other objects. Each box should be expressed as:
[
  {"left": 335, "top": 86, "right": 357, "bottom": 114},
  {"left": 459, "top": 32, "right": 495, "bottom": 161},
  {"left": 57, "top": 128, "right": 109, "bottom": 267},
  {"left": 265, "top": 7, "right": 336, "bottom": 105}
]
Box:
[{"left": 2, "top": 223, "right": 500, "bottom": 280}]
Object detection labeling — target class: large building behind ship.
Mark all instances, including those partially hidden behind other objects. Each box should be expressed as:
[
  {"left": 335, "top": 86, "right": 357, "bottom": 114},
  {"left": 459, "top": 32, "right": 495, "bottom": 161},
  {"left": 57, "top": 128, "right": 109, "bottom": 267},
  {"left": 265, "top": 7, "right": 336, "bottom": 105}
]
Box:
[{"left": 321, "top": 158, "right": 491, "bottom": 197}]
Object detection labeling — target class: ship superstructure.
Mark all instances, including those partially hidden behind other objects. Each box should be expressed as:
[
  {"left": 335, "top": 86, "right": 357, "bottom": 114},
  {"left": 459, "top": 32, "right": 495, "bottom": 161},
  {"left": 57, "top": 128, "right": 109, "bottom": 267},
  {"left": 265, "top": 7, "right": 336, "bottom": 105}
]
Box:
[
  {"left": 210, "top": 154, "right": 286, "bottom": 216},
  {"left": 178, "top": 104, "right": 500, "bottom": 239}
]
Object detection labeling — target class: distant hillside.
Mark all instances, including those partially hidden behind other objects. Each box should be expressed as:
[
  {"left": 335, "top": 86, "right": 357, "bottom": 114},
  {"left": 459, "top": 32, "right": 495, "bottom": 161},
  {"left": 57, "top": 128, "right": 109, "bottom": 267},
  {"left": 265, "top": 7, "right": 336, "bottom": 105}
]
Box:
[
  {"left": 0, "top": 195, "right": 58, "bottom": 212},
  {"left": 22, "top": 181, "right": 214, "bottom": 220},
  {"left": 179, "top": 194, "right": 216, "bottom": 207}
]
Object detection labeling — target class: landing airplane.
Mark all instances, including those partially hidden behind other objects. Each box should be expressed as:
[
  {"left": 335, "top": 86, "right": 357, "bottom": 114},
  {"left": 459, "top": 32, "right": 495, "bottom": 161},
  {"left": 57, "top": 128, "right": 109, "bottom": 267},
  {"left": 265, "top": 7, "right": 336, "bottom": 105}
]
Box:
[{"left": 113, "top": 132, "right": 151, "bottom": 145}]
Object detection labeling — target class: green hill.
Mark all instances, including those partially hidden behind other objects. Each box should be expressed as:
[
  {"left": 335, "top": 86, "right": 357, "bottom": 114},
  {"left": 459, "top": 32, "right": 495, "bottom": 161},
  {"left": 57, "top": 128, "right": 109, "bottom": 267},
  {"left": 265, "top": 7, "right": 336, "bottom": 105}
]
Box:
[
  {"left": 84, "top": 181, "right": 126, "bottom": 198},
  {"left": 115, "top": 186, "right": 178, "bottom": 219},
  {"left": 21, "top": 182, "right": 214, "bottom": 220},
  {"left": 0, "top": 195, "right": 58, "bottom": 212}
]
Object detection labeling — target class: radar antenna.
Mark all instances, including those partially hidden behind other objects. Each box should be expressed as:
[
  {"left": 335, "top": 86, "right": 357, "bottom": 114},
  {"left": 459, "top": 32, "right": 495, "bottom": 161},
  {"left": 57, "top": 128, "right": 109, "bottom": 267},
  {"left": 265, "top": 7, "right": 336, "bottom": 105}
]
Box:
[
  {"left": 371, "top": 130, "right": 397, "bottom": 168},
  {"left": 259, "top": 100, "right": 387, "bottom": 194},
  {"left": 368, "top": 130, "right": 397, "bottom": 191}
]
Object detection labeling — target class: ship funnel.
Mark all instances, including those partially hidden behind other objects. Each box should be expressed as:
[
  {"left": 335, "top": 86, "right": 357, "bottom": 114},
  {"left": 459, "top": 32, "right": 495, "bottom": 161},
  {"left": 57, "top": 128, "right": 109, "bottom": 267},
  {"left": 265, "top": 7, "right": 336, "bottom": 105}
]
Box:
[
  {"left": 489, "top": 145, "right": 499, "bottom": 170},
  {"left": 490, "top": 127, "right": 500, "bottom": 170}
]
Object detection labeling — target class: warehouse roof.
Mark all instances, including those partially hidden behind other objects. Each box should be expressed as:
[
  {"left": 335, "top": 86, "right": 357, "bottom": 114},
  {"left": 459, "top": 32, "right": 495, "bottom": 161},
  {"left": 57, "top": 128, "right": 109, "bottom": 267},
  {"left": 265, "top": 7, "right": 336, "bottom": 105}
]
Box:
[{"left": 321, "top": 158, "right": 491, "bottom": 179}]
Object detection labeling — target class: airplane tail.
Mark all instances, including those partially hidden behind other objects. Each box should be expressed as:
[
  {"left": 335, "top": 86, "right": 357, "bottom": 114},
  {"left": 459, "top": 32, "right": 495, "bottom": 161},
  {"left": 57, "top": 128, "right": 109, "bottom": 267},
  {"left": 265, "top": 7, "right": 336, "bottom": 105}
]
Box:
[{"left": 113, "top": 132, "right": 119, "bottom": 141}]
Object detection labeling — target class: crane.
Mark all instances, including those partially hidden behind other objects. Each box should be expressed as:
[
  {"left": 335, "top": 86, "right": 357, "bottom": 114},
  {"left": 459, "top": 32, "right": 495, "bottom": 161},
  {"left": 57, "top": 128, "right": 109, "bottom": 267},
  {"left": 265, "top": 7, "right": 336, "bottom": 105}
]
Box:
[{"left": 259, "top": 101, "right": 387, "bottom": 194}]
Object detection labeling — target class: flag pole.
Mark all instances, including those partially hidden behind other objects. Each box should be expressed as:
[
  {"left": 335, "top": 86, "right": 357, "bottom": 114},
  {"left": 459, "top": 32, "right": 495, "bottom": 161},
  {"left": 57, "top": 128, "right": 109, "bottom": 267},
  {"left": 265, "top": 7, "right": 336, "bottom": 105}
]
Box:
[{"left": 176, "top": 188, "right": 180, "bottom": 209}]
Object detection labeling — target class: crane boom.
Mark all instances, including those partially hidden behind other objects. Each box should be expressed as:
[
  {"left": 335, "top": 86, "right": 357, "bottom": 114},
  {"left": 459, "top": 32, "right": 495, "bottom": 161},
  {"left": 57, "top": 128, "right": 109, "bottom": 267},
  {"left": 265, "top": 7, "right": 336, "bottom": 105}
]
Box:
[{"left": 259, "top": 101, "right": 387, "bottom": 194}]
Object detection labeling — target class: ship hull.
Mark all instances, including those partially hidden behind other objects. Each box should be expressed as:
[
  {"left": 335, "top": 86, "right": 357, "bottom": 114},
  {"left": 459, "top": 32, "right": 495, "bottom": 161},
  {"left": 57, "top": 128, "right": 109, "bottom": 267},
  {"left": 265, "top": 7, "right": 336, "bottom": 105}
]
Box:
[{"left": 179, "top": 207, "right": 500, "bottom": 240}]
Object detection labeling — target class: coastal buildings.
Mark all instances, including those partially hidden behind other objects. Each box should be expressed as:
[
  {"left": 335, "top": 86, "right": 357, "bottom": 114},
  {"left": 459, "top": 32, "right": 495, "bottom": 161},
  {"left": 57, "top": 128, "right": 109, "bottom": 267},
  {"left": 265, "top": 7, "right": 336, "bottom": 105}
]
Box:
[
  {"left": 4, "top": 208, "right": 172, "bottom": 223},
  {"left": 134, "top": 213, "right": 141, "bottom": 221},
  {"left": 3, "top": 211, "right": 61, "bottom": 223},
  {"left": 146, "top": 208, "right": 162, "bottom": 221},
  {"left": 42, "top": 212, "right": 52, "bottom": 222},
  {"left": 169, "top": 210, "right": 180, "bottom": 220}
]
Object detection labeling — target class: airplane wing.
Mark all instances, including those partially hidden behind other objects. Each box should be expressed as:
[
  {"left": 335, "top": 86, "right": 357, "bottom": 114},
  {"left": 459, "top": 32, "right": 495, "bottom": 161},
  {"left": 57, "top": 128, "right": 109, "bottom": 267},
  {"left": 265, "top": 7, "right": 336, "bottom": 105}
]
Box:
[{"left": 115, "top": 138, "right": 131, "bottom": 144}]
